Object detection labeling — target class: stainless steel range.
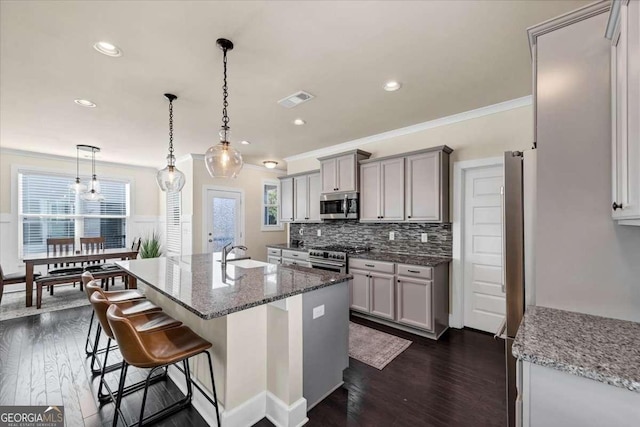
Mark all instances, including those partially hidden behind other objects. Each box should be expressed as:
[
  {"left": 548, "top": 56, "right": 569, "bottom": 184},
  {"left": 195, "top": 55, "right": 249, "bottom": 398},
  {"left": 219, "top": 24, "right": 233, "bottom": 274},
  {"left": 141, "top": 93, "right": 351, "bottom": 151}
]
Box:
[{"left": 308, "top": 245, "right": 369, "bottom": 273}]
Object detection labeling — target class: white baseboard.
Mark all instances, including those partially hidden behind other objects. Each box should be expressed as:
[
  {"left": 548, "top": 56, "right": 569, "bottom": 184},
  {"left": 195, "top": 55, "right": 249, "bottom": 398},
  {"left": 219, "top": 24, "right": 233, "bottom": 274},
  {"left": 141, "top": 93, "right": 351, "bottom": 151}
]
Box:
[
  {"left": 168, "top": 366, "right": 307, "bottom": 427},
  {"left": 265, "top": 392, "right": 308, "bottom": 427}
]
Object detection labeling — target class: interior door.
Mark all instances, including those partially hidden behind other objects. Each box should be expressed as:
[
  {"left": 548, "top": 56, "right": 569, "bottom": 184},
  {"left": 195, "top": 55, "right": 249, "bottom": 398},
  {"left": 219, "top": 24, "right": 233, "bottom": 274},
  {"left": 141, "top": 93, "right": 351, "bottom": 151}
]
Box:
[
  {"left": 463, "top": 165, "right": 505, "bottom": 333},
  {"left": 205, "top": 189, "right": 242, "bottom": 253}
]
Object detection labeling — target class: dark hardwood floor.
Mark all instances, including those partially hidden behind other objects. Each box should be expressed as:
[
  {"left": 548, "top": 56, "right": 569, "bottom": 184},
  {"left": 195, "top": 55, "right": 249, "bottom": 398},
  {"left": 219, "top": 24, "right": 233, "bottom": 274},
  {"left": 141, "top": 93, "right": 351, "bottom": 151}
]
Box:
[
  {"left": 0, "top": 305, "right": 505, "bottom": 427},
  {"left": 258, "top": 316, "right": 506, "bottom": 427},
  {"left": 0, "top": 305, "right": 208, "bottom": 427}
]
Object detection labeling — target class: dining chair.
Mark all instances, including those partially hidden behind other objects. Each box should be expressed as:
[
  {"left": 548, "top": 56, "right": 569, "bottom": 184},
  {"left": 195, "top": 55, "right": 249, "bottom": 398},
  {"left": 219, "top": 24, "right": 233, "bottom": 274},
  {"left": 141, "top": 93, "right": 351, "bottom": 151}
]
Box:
[
  {"left": 46, "top": 237, "right": 83, "bottom": 295},
  {"left": 0, "top": 264, "right": 41, "bottom": 304}
]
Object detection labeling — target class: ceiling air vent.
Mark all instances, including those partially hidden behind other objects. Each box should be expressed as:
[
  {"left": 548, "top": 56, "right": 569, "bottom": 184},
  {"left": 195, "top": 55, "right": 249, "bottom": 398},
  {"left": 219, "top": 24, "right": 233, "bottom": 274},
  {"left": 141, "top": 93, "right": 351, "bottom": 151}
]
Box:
[{"left": 277, "top": 91, "right": 315, "bottom": 108}]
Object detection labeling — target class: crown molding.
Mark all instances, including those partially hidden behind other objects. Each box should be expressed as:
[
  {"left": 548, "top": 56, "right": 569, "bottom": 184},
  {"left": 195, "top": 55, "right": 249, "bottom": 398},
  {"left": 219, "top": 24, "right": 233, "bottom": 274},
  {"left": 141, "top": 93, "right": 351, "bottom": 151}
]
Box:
[
  {"left": 527, "top": 0, "right": 610, "bottom": 57},
  {"left": 0, "top": 147, "right": 158, "bottom": 171},
  {"left": 184, "top": 153, "right": 286, "bottom": 175},
  {"left": 283, "top": 95, "right": 533, "bottom": 163}
]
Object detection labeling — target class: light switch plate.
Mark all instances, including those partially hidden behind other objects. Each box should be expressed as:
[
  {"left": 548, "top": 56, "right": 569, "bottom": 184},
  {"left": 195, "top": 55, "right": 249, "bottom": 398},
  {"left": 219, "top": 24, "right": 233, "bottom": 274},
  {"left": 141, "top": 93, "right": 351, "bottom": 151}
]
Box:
[
  {"left": 389, "top": 231, "right": 395, "bottom": 241},
  {"left": 317, "top": 229, "right": 321, "bottom": 237},
  {"left": 421, "top": 233, "right": 428, "bottom": 243},
  {"left": 313, "top": 305, "right": 325, "bottom": 319}
]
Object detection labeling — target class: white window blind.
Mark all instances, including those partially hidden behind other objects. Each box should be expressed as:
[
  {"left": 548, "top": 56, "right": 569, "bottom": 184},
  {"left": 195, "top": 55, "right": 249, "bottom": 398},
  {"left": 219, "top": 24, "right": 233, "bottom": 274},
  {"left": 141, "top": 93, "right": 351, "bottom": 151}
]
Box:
[
  {"left": 18, "top": 171, "right": 129, "bottom": 255},
  {"left": 166, "top": 191, "right": 181, "bottom": 255},
  {"left": 262, "top": 180, "right": 282, "bottom": 230}
]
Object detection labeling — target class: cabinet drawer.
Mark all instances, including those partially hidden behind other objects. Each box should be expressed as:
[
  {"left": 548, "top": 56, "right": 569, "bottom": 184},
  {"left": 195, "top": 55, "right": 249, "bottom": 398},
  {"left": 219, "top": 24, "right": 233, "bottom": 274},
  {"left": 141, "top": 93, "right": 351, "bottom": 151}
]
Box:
[
  {"left": 349, "top": 258, "right": 395, "bottom": 274},
  {"left": 267, "top": 256, "right": 282, "bottom": 265},
  {"left": 282, "top": 249, "right": 309, "bottom": 261},
  {"left": 397, "top": 264, "right": 432, "bottom": 280},
  {"left": 267, "top": 248, "right": 282, "bottom": 256}
]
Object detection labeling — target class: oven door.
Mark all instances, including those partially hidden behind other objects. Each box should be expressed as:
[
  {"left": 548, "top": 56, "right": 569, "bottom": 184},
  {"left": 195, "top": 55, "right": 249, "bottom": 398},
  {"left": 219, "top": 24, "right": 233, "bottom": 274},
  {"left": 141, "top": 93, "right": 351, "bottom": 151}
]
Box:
[{"left": 310, "top": 259, "right": 346, "bottom": 274}]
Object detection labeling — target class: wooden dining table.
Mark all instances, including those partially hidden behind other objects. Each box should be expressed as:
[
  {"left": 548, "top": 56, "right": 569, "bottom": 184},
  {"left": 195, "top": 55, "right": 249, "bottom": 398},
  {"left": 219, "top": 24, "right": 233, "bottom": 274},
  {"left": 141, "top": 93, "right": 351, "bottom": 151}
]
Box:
[{"left": 23, "top": 248, "right": 139, "bottom": 307}]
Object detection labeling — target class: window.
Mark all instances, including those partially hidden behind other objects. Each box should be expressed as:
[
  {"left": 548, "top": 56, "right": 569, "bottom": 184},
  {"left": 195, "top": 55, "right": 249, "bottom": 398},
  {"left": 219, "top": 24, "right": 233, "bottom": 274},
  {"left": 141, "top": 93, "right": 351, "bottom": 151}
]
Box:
[
  {"left": 166, "top": 191, "right": 181, "bottom": 255},
  {"left": 262, "top": 180, "right": 282, "bottom": 231},
  {"left": 18, "top": 171, "right": 130, "bottom": 255}
]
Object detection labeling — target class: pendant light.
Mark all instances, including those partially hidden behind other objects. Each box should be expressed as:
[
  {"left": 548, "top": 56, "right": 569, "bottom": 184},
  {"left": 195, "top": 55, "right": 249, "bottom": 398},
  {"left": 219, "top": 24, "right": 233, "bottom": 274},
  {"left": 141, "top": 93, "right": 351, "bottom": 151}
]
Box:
[
  {"left": 81, "top": 146, "right": 105, "bottom": 202},
  {"left": 70, "top": 145, "right": 87, "bottom": 194},
  {"left": 156, "top": 93, "right": 186, "bottom": 192},
  {"left": 204, "top": 38, "right": 243, "bottom": 179}
]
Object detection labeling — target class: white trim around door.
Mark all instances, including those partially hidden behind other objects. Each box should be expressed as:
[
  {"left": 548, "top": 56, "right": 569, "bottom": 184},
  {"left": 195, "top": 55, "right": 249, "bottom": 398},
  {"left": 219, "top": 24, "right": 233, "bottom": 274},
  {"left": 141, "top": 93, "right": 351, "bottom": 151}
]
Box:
[{"left": 450, "top": 156, "right": 504, "bottom": 329}]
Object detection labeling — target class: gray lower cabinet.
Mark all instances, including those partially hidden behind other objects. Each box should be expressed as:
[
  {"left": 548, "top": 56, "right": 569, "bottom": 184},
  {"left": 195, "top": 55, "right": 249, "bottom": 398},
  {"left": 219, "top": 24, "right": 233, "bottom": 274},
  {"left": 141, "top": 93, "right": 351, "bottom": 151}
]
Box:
[
  {"left": 267, "top": 256, "right": 282, "bottom": 265},
  {"left": 369, "top": 272, "right": 395, "bottom": 320},
  {"left": 348, "top": 268, "right": 394, "bottom": 320},
  {"left": 396, "top": 276, "right": 432, "bottom": 330},
  {"left": 349, "top": 269, "right": 370, "bottom": 312},
  {"left": 348, "top": 258, "right": 449, "bottom": 339}
]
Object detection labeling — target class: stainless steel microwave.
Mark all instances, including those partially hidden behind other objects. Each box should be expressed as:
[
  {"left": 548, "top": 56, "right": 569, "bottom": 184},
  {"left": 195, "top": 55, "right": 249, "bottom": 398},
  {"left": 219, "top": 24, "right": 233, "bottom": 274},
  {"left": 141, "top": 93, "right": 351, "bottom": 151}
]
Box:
[{"left": 320, "top": 192, "right": 359, "bottom": 220}]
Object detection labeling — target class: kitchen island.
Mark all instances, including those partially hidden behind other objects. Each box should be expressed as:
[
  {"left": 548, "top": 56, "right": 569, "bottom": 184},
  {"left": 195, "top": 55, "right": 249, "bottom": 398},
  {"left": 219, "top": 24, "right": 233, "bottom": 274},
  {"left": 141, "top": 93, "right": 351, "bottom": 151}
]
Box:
[{"left": 117, "top": 253, "right": 351, "bottom": 427}]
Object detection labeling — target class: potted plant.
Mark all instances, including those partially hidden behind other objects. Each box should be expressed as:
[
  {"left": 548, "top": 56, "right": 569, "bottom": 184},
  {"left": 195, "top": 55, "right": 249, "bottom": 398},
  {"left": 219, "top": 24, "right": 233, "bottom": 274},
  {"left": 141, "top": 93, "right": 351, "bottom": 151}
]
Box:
[{"left": 139, "top": 231, "right": 163, "bottom": 258}]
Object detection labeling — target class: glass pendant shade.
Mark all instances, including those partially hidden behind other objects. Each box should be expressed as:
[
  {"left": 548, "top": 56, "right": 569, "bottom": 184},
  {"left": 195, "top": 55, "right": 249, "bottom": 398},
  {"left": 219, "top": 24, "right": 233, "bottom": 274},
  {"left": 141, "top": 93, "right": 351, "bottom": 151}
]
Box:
[
  {"left": 70, "top": 177, "right": 87, "bottom": 194},
  {"left": 157, "top": 154, "right": 186, "bottom": 192},
  {"left": 204, "top": 141, "right": 243, "bottom": 179}
]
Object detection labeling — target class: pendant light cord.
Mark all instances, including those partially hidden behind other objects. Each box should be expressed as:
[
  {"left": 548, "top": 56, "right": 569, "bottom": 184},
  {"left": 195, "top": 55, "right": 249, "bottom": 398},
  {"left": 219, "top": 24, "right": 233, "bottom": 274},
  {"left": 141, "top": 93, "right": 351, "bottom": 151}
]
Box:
[
  {"left": 76, "top": 146, "right": 80, "bottom": 179},
  {"left": 169, "top": 98, "right": 174, "bottom": 156},
  {"left": 221, "top": 46, "right": 229, "bottom": 141}
]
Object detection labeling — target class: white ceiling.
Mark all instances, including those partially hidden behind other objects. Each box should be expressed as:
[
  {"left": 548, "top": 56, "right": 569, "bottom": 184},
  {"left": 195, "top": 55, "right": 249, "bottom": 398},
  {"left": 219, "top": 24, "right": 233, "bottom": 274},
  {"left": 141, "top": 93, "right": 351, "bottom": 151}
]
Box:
[{"left": 0, "top": 0, "right": 589, "bottom": 169}]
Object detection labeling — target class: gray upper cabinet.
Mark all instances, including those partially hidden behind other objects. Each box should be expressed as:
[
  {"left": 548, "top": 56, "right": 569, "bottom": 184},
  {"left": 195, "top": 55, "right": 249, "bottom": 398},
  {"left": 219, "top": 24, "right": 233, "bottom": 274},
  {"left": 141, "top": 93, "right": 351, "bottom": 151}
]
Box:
[
  {"left": 308, "top": 173, "right": 321, "bottom": 221},
  {"left": 294, "top": 175, "right": 309, "bottom": 222},
  {"left": 406, "top": 151, "right": 442, "bottom": 222},
  {"left": 279, "top": 177, "right": 294, "bottom": 222},
  {"left": 359, "top": 146, "right": 451, "bottom": 223},
  {"left": 281, "top": 171, "right": 321, "bottom": 223},
  {"left": 359, "top": 158, "right": 404, "bottom": 222},
  {"left": 319, "top": 150, "right": 371, "bottom": 194},
  {"left": 609, "top": 0, "right": 640, "bottom": 225}
]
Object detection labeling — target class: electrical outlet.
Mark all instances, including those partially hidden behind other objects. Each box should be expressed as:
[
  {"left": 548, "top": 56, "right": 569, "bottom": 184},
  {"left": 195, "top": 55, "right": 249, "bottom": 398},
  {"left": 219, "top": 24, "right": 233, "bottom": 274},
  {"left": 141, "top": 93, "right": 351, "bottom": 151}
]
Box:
[
  {"left": 299, "top": 228, "right": 304, "bottom": 236},
  {"left": 421, "top": 233, "right": 428, "bottom": 243},
  {"left": 389, "top": 231, "right": 395, "bottom": 241},
  {"left": 317, "top": 229, "right": 321, "bottom": 237},
  {"left": 313, "top": 305, "right": 325, "bottom": 319}
]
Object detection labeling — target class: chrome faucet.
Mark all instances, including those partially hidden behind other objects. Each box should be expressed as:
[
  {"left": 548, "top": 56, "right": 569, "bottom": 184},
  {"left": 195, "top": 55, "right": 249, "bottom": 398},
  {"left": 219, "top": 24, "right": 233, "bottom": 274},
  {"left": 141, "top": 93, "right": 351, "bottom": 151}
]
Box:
[{"left": 222, "top": 242, "right": 248, "bottom": 267}]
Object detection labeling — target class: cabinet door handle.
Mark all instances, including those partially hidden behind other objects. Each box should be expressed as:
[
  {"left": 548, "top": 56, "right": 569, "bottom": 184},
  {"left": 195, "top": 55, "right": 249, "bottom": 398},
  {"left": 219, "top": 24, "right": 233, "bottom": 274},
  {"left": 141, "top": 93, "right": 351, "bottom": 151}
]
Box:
[
  {"left": 408, "top": 269, "right": 420, "bottom": 274},
  {"left": 292, "top": 254, "right": 298, "bottom": 257},
  {"left": 408, "top": 215, "right": 412, "bottom": 219},
  {"left": 397, "top": 279, "right": 401, "bottom": 283},
  {"left": 365, "top": 264, "right": 375, "bottom": 267},
  {"left": 612, "top": 202, "right": 624, "bottom": 211}
]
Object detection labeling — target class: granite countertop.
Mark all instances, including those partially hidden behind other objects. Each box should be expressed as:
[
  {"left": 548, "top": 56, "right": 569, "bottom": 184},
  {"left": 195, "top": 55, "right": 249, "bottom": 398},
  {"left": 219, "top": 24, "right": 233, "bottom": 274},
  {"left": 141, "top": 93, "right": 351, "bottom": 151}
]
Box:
[
  {"left": 513, "top": 306, "right": 640, "bottom": 393},
  {"left": 349, "top": 251, "right": 452, "bottom": 267},
  {"left": 117, "top": 253, "right": 350, "bottom": 320},
  {"left": 266, "top": 243, "right": 308, "bottom": 252}
]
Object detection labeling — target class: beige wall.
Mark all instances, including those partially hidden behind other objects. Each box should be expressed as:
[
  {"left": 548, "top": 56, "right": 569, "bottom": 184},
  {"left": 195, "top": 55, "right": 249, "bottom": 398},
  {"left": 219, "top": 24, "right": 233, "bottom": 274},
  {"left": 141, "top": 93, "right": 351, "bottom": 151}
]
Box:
[
  {"left": 286, "top": 105, "right": 533, "bottom": 174},
  {"left": 190, "top": 157, "right": 287, "bottom": 261},
  {"left": 0, "top": 149, "right": 159, "bottom": 215}
]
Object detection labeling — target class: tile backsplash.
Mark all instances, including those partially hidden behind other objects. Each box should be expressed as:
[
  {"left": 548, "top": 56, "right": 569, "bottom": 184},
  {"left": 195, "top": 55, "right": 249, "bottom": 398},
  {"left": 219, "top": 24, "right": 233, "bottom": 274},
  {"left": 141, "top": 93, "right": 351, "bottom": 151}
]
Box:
[{"left": 289, "top": 221, "right": 452, "bottom": 257}]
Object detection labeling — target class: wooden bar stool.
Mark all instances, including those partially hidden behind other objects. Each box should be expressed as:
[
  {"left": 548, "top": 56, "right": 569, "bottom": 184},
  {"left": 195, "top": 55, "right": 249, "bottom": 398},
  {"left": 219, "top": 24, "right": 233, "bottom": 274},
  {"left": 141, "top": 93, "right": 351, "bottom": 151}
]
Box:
[
  {"left": 81, "top": 272, "right": 146, "bottom": 357},
  {"left": 89, "top": 292, "right": 181, "bottom": 403},
  {"left": 107, "top": 304, "right": 221, "bottom": 427}
]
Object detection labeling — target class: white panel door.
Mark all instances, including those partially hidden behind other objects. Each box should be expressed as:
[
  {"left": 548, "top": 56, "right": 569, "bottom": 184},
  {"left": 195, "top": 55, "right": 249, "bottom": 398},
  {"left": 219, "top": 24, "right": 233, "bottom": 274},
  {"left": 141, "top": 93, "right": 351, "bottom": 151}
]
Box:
[
  {"left": 205, "top": 189, "right": 243, "bottom": 254},
  {"left": 463, "top": 165, "right": 505, "bottom": 333}
]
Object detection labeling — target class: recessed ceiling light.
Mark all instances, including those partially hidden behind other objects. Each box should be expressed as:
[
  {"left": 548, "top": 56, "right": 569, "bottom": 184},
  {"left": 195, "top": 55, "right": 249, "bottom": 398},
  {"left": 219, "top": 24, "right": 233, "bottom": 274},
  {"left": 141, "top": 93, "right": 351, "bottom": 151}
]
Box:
[
  {"left": 263, "top": 161, "right": 278, "bottom": 169},
  {"left": 74, "top": 99, "right": 96, "bottom": 108},
  {"left": 383, "top": 81, "right": 402, "bottom": 92},
  {"left": 240, "top": 140, "right": 251, "bottom": 145},
  {"left": 293, "top": 118, "right": 306, "bottom": 126},
  {"left": 93, "top": 41, "right": 122, "bottom": 57}
]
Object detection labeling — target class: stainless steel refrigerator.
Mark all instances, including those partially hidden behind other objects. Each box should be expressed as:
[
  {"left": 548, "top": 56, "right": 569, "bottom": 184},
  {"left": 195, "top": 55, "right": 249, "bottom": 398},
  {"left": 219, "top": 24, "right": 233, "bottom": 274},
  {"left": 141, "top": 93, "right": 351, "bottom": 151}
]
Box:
[{"left": 500, "top": 149, "right": 536, "bottom": 427}]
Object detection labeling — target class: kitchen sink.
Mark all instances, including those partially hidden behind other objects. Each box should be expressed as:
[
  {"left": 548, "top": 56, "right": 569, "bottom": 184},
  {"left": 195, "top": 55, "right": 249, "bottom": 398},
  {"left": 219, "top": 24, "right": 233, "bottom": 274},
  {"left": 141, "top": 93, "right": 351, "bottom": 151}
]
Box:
[{"left": 227, "top": 259, "right": 270, "bottom": 269}]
